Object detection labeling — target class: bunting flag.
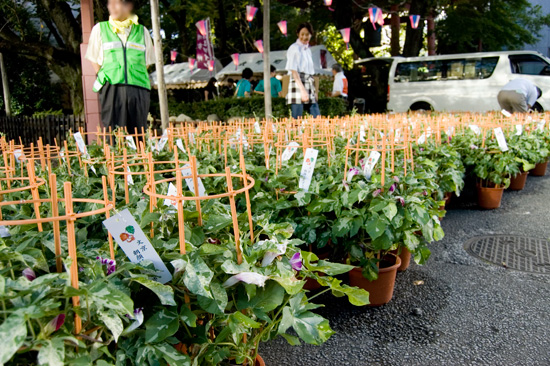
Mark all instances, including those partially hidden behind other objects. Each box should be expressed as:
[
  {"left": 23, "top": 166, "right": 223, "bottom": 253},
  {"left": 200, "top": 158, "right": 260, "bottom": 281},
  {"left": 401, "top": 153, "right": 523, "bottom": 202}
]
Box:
[
  {"left": 231, "top": 53, "right": 239, "bottom": 70},
  {"left": 339, "top": 28, "right": 350, "bottom": 50},
  {"left": 368, "top": 7, "right": 384, "bottom": 29},
  {"left": 409, "top": 15, "right": 421, "bottom": 29},
  {"left": 277, "top": 20, "right": 287, "bottom": 37},
  {"left": 323, "top": 0, "right": 332, "bottom": 5},
  {"left": 170, "top": 50, "right": 177, "bottom": 64},
  {"left": 254, "top": 40, "right": 264, "bottom": 53},
  {"left": 208, "top": 59, "right": 215, "bottom": 76},
  {"left": 195, "top": 20, "right": 207, "bottom": 36},
  {"left": 246, "top": 5, "right": 258, "bottom": 26},
  {"left": 188, "top": 58, "right": 196, "bottom": 73}
]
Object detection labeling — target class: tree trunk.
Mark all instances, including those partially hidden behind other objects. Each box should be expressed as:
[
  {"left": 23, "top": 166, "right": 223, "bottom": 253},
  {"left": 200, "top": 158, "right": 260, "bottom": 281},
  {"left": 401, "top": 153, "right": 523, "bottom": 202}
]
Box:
[
  {"left": 151, "top": 0, "right": 170, "bottom": 129},
  {"left": 215, "top": 0, "right": 228, "bottom": 57},
  {"left": 333, "top": 0, "right": 373, "bottom": 58},
  {"left": 403, "top": 0, "right": 428, "bottom": 57},
  {"left": 0, "top": 53, "right": 11, "bottom": 116},
  {"left": 390, "top": 5, "right": 401, "bottom": 56}
]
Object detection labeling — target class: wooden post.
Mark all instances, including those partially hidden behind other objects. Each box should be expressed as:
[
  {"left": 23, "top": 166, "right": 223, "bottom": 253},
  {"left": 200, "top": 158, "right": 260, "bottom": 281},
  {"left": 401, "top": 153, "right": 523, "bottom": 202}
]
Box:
[
  {"left": 225, "top": 167, "right": 242, "bottom": 264},
  {"left": 150, "top": 0, "right": 170, "bottom": 130},
  {"left": 262, "top": 0, "right": 272, "bottom": 121},
  {"left": 390, "top": 5, "right": 400, "bottom": 56},
  {"left": 49, "top": 174, "right": 62, "bottom": 273},
  {"left": 427, "top": 13, "right": 436, "bottom": 56},
  {"left": 0, "top": 53, "right": 11, "bottom": 116}
]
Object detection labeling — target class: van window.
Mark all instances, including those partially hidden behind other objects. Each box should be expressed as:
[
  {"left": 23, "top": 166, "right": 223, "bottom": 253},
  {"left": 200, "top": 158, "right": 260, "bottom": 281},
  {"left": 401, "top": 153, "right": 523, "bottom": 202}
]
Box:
[
  {"left": 509, "top": 54, "right": 549, "bottom": 75},
  {"left": 394, "top": 57, "right": 499, "bottom": 82}
]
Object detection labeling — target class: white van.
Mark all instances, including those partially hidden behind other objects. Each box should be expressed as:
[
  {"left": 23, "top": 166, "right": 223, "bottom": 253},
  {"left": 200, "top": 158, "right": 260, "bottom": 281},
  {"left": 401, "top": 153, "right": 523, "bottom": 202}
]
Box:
[{"left": 354, "top": 51, "right": 550, "bottom": 112}]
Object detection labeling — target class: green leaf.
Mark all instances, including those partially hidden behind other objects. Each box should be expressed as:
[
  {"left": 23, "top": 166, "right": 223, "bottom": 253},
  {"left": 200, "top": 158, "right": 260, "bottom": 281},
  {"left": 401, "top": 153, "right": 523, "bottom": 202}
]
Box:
[
  {"left": 317, "top": 277, "right": 370, "bottom": 306},
  {"left": 131, "top": 276, "right": 176, "bottom": 306},
  {"left": 308, "top": 260, "right": 355, "bottom": 276},
  {"left": 179, "top": 306, "right": 197, "bottom": 327},
  {"left": 140, "top": 213, "right": 161, "bottom": 229},
  {"left": 382, "top": 202, "right": 398, "bottom": 221},
  {"left": 199, "top": 244, "right": 227, "bottom": 256},
  {"left": 98, "top": 310, "right": 123, "bottom": 343},
  {"left": 145, "top": 309, "right": 179, "bottom": 343},
  {"left": 182, "top": 254, "right": 214, "bottom": 298},
  {"left": 332, "top": 216, "right": 353, "bottom": 237},
  {"left": 88, "top": 282, "right": 134, "bottom": 315},
  {"left": 197, "top": 281, "right": 228, "bottom": 315},
  {"left": 365, "top": 215, "right": 387, "bottom": 240},
  {"left": 230, "top": 311, "right": 261, "bottom": 329},
  {"left": 153, "top": 343, "right": 191, "bottom": 366},
  {"left": 273, "top": 276, "right": 304, "bottom": 295},
  {"left": 237, "top": 281, "right": 285, "bottom": 312},
  {"left": 125, "top": 225, "right": 135, "bottom": 234},
  {"left": 0, "top": 313, "right": 27, "bottom": 364},
  {"left": 280, "top": 333, "right": 301, "bottom": 346},
  {"left": 38, "top": 338, "right": 65, "bottom": 366}
]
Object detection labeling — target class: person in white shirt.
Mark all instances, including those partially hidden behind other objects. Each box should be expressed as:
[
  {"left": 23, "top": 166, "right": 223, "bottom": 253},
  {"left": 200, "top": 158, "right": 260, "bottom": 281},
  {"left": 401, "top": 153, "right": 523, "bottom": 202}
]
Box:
[
  {"left": 285, "top": 22, "right": 320, "bottom": 119},
  {"left": 85, "top": 0, "right": 155, "bottom": 134},
  {"left": 498, "top": 78, "right": 542, "bottom": 113},
  {"left": 331, "top": 63, "right": 348, "bottom": 99}
]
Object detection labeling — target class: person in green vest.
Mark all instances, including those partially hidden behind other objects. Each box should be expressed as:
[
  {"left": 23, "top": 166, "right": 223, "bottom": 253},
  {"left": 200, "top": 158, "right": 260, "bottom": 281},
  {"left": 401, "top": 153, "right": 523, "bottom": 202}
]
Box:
[
  {"left": 254, "top": 65, "right": 283, "bottom": 98},
  {"left": 85, "top": 0, "right": 155, "bottom": 134},
  {"left": 235, "top": 68, "right": 253, "bottom": 98}
]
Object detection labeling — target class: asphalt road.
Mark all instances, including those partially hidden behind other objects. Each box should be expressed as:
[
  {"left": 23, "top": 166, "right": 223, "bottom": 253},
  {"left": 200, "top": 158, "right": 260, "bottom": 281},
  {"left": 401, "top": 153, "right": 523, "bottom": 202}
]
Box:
[{"left": 261, "top": 174, "right": 550, "bottom": 366}]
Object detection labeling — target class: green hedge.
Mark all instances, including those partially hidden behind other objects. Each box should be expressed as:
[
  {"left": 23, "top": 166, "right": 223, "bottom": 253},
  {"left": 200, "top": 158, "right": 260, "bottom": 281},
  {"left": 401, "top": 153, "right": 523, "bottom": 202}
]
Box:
[{"left": 168, "top": 96, "right": 348, "bottom": 120}]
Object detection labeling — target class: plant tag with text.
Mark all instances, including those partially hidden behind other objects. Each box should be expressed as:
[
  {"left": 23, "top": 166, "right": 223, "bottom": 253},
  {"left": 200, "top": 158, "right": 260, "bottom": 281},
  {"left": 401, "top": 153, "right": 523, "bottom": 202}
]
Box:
[
  {"left": 157, "top": 130, "right": 169, "bottom": 152},
  {"left": 181, "top": 164, "right": 207, "bottom": 197},
  {"left": 126, "top": 136, "right": 137, "bottom": 150},
  {"left": 103, "top": 209, "right": 172, "bottom": 283},
  {"left": 494, "top": 127, "right": 509, "bottom": 152},
  {"left": 469, "top": 124, "right": 481, "bottom": 135},
  {"left": 515, "top": 125, "right": 523, "bottom": 136},
  {"left": 254, "top": 121, "right": 261, "bottom": 134},
  {"left": 164, "top": 182, "right": 178, "bottom": 208},
  {"left": 417, "top": 133, "right": 426, "bottom": 144},
  {"left": 501, "top": 109, "right": 512, "bottom": 117},
  {"left": 281, "top": 142, "right": 300, "bottom": 162},
  {"left": 127, "top": 166, "right": 134, "bottom": 185},
  {"left": 363, "top": 151, "right": 381, "bottom": 180},
  {"left": 74, "top": 132, "right": 89, "bottom": 158},
  {"left": 359, "top": 125, "right": 366, "bottom": 142},
  {"left": 298, "top": 148, "right": 318, "bottom": 192},
  {"left": 175, "top": 139, "right": 186, "bottom": 153}
]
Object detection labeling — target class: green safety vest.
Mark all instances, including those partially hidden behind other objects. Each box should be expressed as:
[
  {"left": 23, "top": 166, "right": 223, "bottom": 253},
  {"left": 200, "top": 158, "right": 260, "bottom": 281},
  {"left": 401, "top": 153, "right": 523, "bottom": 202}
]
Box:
[{"left": 93, "top": 21, "right": 151, "bottom": 92}]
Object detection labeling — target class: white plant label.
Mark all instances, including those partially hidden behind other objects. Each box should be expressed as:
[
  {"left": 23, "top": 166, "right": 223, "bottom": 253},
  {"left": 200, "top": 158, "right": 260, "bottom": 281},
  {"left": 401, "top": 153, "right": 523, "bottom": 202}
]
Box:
[
  {"left": 181, "top": 164, "right": 207, "bottom": 197},
  {"left": 417, "top": 133, "right": 426, "bottom": 144},
  {"left": 126, "top": 136, "right": 137, "bottom": 150},
  {"left": 515, "top": 125, "right": 523, "bottom": 136},
  {"left": 537, "top": 120, "right": 546, "bottom": 131},
  {"left": 271, "top": 123, "right": 277, "bottom": 134},
  {"left": 164, "top": 182, "right": 178, "bottom": 208},
  {"left": 254, "top": 121, "right": 261, "bottom": 134},
  {"left": 103, "top": 209, "right": 172, "bottom": 283},
  {"left": 501, "top": 109, "right": 512, "bottom": 118},
  {"left": 281, "top": 142, "right": 300, "bottom": 162},
  {"left": 90, "top": 165, "right": 97, "bottom": 175},
  {"left": 494, "top": 127, "right": 509, "bottom": 152},
  {"left": 359, "top": 125, "right": 366, "bottom": 142},
  {"left": 469, "top": 124, "right": 481, "bottom": 135},
  {"left": 59, "top": 149, "right": 66, "bottom": 163},
  {"left": 298, "top": 148, "right": 318, "bottom": 192},
  {"left": 363, "top": 150, "right": 381, "bottom": 180},
  {"left": 188, "top": 132, "right": 195, "bottom": 144},
  {"left": 394, "top": 128, "right": 401, "bottom": 142},
  {"left": 176, "top": 139, "right": 186, "bottom": 153},
  {"left": 13, "top": 149, "right": 24, "bottom": 163},
  {"left": 157, "top": 130, "right": 169, "bottom": 152},
  {"left": 127, "top": 166, "right": 134, "bottom": 185},
  {"left": 73, "top": 132, "right": 89, "bottom": 158}
]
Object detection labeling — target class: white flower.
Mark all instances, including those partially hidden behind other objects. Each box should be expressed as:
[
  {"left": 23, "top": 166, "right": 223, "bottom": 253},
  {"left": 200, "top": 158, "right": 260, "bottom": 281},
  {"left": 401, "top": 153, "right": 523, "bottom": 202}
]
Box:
[
  {"left": 223, "top": 272, "right": 269, "bottom": 287},
  {"left": 261, "top": 242, "right": 287, "bottom": 267}
]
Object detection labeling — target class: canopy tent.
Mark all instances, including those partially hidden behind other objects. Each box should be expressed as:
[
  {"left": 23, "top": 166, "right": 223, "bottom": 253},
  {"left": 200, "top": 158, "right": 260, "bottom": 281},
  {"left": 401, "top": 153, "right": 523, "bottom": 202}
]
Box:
[
  {"left": 215, "top": 45, "right": 337, "bottom": 82},
  {"left": 150, "top": 59, "right": 223, "bottom": 89}
]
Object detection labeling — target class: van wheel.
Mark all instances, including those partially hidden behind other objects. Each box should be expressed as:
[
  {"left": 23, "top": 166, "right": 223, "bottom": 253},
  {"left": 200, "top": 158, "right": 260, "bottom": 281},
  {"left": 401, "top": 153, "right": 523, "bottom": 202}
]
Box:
[
  {"left": 533, "top": 103, "right": 544, "bottom": 112},
  {"left": 409, "top": 102, "right": 433, "bottom": 112}
]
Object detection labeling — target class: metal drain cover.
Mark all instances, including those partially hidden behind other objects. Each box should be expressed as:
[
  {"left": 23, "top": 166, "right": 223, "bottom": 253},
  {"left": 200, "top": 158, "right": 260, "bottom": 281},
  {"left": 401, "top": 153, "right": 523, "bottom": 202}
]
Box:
[{"left": 464, "top": 235, "right": 550, "bottom": 274}]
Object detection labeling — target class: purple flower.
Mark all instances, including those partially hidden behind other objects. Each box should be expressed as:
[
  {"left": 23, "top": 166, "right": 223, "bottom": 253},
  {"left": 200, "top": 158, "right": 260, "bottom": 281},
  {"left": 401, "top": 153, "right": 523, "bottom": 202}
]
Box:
[
  {"left": 264, "top": 176, "right": 269, "bottom": 182},
  {"left": 470, "top": 144, "right": 478, "bottom": 150},
  {"left": 420, "top": 147, "right": 424, "bottom": 152},
  {"left": 22, "top": 268, "right": 36, "bottom": 281},
  {"left": 372, "top": 189, "right": 381, "bottom": 197},
  {"left": 422, "top": 190, "right": 428, "bottom": 196},
  {"left": 223, "top": 272, "right": 269, "bottom": 288},
  {"left": 97, "top": 256, "right": 116, "bottom": 275},
  {"left": 280, "top": 188, "right": 286, "bottom": 193},
  {"left": 348, "top": 168, "right": 360, "bottom": 176},
  {"left": 392, "top": 176, "right": 400, "bottom": 183},
  {"left": 290, "top": 252, "right": 303, "bottom": 271},
  {"left": 343, "top": 181, "right": 350, "bottom": 191},
  {"left": 389, "top": 183, "right": 396, "bottom": 193},
  {"left": 397, "top": 196, "right": 405, "bottom": 207},
  {"left": 124, "top": 308, "right": 144, "bottom": 334},
  {"left": 207, "top": 238, "right": 220, "bottom": 244},
  {"left": 448, "top": 136, "right": 452, "bottom": 143},
  {"left": 44, "top": 314, "right": 65, "bottom": 334}
]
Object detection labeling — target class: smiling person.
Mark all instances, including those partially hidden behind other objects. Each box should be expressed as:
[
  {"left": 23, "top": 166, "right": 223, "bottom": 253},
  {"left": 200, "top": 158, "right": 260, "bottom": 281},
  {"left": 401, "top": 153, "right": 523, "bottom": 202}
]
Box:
[
  {"left": 85, "top": 0, "right": 155, "bottom": 134},
  {"left": 286, "top": 22, "right": 320, "bottom": 119}
]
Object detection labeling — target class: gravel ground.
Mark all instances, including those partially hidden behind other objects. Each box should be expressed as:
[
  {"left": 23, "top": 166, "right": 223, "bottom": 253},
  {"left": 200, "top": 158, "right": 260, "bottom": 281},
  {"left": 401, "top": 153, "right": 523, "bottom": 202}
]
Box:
[{"left": 261, "top": 174, "right": 550, "bottom": 366}]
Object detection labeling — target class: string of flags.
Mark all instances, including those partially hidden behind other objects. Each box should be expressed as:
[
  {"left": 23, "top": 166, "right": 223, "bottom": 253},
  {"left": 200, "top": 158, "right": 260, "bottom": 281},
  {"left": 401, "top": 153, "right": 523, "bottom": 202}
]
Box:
[
  {"left": 339, "top": 28, "right": 350, "bottom": 50},
  {"left": 368, "top": 7, "right": 385, "bottom": 29},
  {"left": 410, "top": 15, "right": 421, "bottom": 29},
  {"left": 170, "top": 50, "right": 177, "bottom": 64},
  {"left": 277, "top": 20, "right": 287, "bottom": 37},
  {"left": 231, "top": 53, "right": 239, "bottom": 70},
  {"left": 195, "top": 19, "right": 207, "bottom": 36},
  {"left": 246, "top": 5, "right": 258, "bottom": 27}
]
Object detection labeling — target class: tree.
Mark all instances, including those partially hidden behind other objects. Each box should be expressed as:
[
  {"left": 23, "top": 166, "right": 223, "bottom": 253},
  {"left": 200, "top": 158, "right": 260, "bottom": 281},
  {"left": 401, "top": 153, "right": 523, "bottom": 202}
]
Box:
[{"left": 437, "top": 0, "right": 550, "bottom": 54}]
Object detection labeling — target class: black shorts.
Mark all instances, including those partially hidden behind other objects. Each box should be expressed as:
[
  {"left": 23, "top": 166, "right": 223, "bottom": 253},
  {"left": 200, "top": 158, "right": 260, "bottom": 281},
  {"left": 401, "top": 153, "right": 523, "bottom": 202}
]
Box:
[{"left": 99, "top": 82, "right": 150, "bottom": 133}]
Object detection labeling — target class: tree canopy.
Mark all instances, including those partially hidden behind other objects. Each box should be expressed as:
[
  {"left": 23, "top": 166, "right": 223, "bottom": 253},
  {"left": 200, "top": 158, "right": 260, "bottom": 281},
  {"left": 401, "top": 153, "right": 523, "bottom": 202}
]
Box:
[{"left": 1, "top": 0, "right": 549, "bottom": 115}]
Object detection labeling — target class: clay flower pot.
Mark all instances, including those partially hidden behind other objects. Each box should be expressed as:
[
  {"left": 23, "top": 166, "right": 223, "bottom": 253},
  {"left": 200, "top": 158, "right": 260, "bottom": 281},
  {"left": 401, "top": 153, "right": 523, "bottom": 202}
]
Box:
[
  {"left": 477, "top": 185, "right": 504, "bottom": 209},
  {"left": 390, "top": 247, "right": 411, "bottom": 272},
  {"left": 348, "top": 253, "right": 401, "bottom": 306},
  {"left": 255, "top": 355, "right": 265, "bottom": 366},
  {"left": 508, "top": 171, "right": 528, "bottom": 191},
  {"left": 531, "top": 161, "right": 548, "bottom": 177}
]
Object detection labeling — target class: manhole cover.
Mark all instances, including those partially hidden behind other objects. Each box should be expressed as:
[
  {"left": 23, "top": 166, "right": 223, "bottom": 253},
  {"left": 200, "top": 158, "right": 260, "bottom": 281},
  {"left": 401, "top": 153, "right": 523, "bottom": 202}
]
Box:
[{"left": 464, "top": 235, "right": 550, "bottom": 274}]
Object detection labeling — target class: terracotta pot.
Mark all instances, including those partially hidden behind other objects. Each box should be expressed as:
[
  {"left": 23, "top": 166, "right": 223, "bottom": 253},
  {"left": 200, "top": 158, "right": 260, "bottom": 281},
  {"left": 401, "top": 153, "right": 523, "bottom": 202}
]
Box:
[
  {"left": 508, "top": 171, "right": 529, "bottom": 190},
  {"left": 229, "top": 355, "right": 265, "bottom": 366},
  {"left": 531, "top": 161, "right": 548, "bottom": 176},
  {"left": 444, "top": 192, "right": 452, "bottom": 206},
  {"left": 302, "top": 251, "right": 330, "bottom": 290},
  {"left": 390, "top": 247, "right": 411, "bottom": 272},
  {"left": 477, "top": 185, "right": 504, "bottom": 209},
  {"left": 348, "top": 253, "right": 401, "bottom": 306}
]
